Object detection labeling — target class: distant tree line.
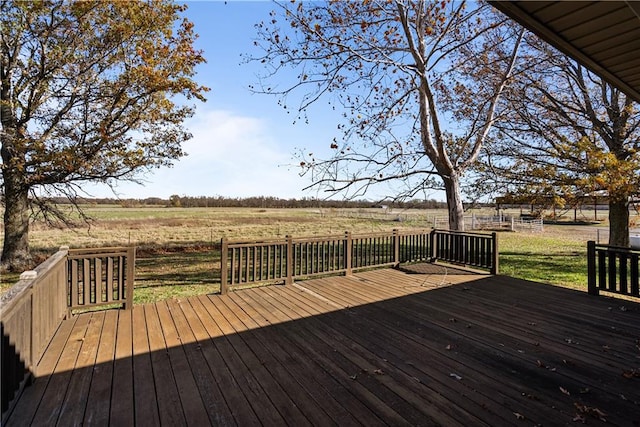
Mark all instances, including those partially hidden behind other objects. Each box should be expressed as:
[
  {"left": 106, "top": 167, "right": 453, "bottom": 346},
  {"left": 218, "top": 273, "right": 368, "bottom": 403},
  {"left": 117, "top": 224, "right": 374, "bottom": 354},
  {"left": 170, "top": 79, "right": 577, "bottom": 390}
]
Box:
[{"left": 54, "top": 195, "right": 449, "bottom": 210}]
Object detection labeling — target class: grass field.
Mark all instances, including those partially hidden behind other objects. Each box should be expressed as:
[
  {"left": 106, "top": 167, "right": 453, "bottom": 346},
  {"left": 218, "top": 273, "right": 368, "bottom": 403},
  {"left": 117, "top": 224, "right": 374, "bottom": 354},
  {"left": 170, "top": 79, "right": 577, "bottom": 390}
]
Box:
[{"left": 1, "top": 205, "right": 637, "bottom": 304}]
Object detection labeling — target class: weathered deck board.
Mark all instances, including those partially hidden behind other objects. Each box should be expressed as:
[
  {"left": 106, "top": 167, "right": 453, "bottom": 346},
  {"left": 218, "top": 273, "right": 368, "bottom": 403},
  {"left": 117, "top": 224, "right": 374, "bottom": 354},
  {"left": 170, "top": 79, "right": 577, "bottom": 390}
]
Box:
[
  {"left": 5, "top": 267, "right": 640, "bottom": 426},
  {"left": 109, "top": 308, "right": 134, "bottom": 426},
  {"left": 131, "top": 305, "right": 160, "bottom": 426},
  {"left": 85, "top": 309, "right": 118, "bottom": 425}
]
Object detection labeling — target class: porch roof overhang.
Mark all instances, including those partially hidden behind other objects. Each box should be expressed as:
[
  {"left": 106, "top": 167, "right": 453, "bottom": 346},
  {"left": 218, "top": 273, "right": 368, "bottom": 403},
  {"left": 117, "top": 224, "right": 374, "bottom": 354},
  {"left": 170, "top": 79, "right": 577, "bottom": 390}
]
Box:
[{"left": 489, "top": 1, "right": 640, "bottom": 103}]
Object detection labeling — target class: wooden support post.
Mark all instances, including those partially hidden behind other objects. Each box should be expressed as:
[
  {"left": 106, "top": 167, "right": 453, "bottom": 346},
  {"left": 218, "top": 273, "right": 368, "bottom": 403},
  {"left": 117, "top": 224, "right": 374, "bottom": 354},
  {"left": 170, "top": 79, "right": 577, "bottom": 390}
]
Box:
[
  {"left": 490, "top": 232, "right": 499, "bottom": 275},
  {"left": 430, "top": 229, "right": 437, "bottom": 262},
  {"left": 393, "top": 229, "right": 400, "bottom": 266},
  {"left": 587, "top": 241, "right": 598, "bottom": 295},
  {"left": 220, "top": 237, "right": 228, "bottom": 295},
  {"left": 345, "top": 231, "right": 352, "bottom": 276},
  {"left": 125, "top": 246, "right": 136, "bottom": 309},
  {"left": 285, "top": 235, "right": 293, "bottom": 285}
]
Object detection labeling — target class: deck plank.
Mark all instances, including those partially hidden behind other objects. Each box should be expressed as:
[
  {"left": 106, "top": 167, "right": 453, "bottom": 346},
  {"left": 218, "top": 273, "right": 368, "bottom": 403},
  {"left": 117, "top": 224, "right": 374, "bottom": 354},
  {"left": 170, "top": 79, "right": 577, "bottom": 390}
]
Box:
[
  {"left": 229, "top": 290, "right": 366, "bottom": 427},
  {"left": 144, "top": 303, "right": 186, "bottom": 426},
  {"left": 255, "top": 285, "right": 424, "bottom": 426},
  {"left": 29, "top": 313, "right": 91, "bottom": 426},
  {"left": 131, "top": 305, "right": 160, "bottom": 426},
  {"left": 109, "top": 308, "right": 134, "bottom": 426},
  {"left": 237, "top": 288, "right": 384, "bottom": 427},
  {"left": 195, "top": 295, "right": 287, "bottom": 425},
  {"left": 206, "top": 295, "right": 311, "bottom": 425},
  {"left": 5, "top": 315, "right": 78, "bottom": 427},
  {"left": 84, "top": 309, "right": 118, "bottom": 425},
  {"left": 166, "top": 298, "right": 237, "bottom": 426},
  {"left": 223, "top": 292, "right": 339, "bottom": 426},
  {"left": 187, "top": 296, "right": 261, "bottom": 426},
  {"left": 7, "top": 266, "right": 640, "bottom": 427},
  {"left": 269, "top": 285, "right": 502, "bottom": 426},
  {"left": 156, "top": 300, "right": 211, "bottom": 426},
  {"left": 56, "top": 311, "right": 106, "bottom": 426},
  {"left": 290, "top": 281, "right": 559, "bottom": 424}
]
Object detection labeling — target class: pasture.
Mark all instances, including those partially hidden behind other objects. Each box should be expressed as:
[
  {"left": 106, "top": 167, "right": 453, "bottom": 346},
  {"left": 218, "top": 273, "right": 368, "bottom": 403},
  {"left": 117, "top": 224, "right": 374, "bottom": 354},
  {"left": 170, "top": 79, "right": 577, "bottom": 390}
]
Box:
[{"left": 1, "top": 205, "right": 637, "bottom": 304}]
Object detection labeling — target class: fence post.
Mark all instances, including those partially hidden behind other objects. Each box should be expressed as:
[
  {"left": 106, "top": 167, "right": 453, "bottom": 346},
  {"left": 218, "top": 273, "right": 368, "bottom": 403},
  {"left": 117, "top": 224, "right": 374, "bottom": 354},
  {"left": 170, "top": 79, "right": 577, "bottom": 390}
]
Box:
[
  {"left": 430, "top": 229, "right": 437, "bottom": 262},
  {"left": 345, "top": 231, "right": 352, "bottom": 276},
  {"left": 393, "top": 229, "right": 400, "bottom": 266},
  {"left": 60, "top": 246, "right": 70, "bottom": 319},
  {"left": 587, "top": 241, "right": 598, "bottom": 295},
  {"left": 125, "top": 246, "right": 136, "bottom": 309},
  {"left": 491, "top": 232, "right": 499, "bottom": 275},
  {"left": 220, "top": 237, "right": 228, "bottom": 295},
  {"left": 286, "top": 235, "right": 293, "bottom": 285}
]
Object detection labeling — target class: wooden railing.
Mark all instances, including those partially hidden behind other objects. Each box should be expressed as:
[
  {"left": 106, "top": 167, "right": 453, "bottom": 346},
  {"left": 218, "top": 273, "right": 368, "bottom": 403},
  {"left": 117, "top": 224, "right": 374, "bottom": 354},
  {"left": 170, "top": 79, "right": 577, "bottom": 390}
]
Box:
[
  {"left": 587, "top": 241, "right": 640, "bottom": 297},
  {"left": 1, "top": 248, "right": 68, "bottom": 420},
  {"left": 1, "top": 246, "right": 135, "bottom": 421},
  {"left": 434, "top": 230, "right": 498, "bottom": 274},
  {"left": 220, "top": 229, "right": 498, "bottom": 293},
  {"left": 67, "top": 247, "right": 135, "bottom": 313}
]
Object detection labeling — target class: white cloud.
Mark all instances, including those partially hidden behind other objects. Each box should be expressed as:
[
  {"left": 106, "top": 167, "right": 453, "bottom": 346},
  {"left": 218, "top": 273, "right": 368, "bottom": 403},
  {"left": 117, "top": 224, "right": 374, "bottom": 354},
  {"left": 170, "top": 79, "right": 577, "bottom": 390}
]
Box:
[{"left": 87, "top": 109, "right": 312, "bottom": 199}]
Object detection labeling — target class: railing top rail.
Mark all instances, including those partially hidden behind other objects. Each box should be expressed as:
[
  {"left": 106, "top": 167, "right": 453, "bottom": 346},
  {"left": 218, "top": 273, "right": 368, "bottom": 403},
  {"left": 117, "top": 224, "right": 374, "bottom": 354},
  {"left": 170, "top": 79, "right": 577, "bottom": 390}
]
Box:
[
  {"left": 67, "top": 250, "right": 133, "bottom": 260},
  {"left": 592, "top": 242, "right": 640, "bottom": 254},
  {"left": 433, "top": 229, "right": 495, "bottom": 238},
  {"left": 226, "top": 240, "right": 288, "bottom": 249},
  {"left": 350, "top": 232, "right": 397, "bottom": 239},
  {"left": 67, "top": 246, "right": 132, "bottom": 254},
  {"left": 291, "top": 236, "right": 347, "bottom": 244},
  {"left": 225, "top": 229, "right": 437, "bottom": 247}
]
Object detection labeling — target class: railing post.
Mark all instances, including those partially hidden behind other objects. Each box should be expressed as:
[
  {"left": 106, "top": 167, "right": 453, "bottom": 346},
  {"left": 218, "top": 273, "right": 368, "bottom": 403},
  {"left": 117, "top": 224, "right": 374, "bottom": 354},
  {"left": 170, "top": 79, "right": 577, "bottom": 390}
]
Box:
[
  {"left": 19, "top": 270, "right": 37, "bottom": 373},
  {"left": 491, "top": 232, "right": 499, "bottom": 275},
  {"left": 285, "top": 235, "right": 293, "bottom": 285},
  {"left": 59, "top": 246, "right": 70, "bottom": 319},
  {"left": 393, "top": 229, "right": 400, "bottom": 266},
  {"left": 430, "top": 229, "right": 437, "bottom": 262},
  {"left": 345, "top": 231, "right": 352, "bottom": 276},
  {"left": 220, "top": 237, "right": 228, "bottom": 295},
  {"left": 125, "top": 246, "right": 136, "bottom": 309},
  {"left": 587, "top": 241, "right": 598, "bottom": 295}
]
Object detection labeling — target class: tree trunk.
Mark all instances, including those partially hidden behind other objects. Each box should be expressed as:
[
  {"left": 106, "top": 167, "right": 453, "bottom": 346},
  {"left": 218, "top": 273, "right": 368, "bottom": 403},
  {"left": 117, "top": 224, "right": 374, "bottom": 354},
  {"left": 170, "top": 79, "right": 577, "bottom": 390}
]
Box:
[
  {"left": 443, "top": 173, "right": 465, "bottom": 231},
  {"left": 608, "top": 198, "right": 629, "bottom": 247},
  {"left": 1, "top": 144, "right": 32, "bottom": 271}
]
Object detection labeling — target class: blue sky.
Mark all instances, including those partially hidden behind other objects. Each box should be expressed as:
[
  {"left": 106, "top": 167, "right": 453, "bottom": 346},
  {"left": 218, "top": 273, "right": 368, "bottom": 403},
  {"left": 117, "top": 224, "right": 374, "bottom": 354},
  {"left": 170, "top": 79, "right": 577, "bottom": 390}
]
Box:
[{"left": 89, "top": 1, "right": 356, "bottom": 201}]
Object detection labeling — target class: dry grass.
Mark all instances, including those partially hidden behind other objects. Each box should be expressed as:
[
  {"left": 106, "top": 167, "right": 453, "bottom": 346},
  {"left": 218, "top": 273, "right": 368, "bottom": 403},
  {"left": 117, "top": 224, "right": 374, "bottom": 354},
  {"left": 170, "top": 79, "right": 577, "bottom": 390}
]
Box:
[{"left": 2, "top": 205, "right": 638, "bottom": 304}]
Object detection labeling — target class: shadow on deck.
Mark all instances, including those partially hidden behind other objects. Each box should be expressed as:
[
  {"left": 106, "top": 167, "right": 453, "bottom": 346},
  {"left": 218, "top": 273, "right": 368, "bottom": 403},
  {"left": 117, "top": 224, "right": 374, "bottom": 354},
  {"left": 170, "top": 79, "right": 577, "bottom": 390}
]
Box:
[{"left": 5, "top": 266, "right": 640, "bottom": 426}]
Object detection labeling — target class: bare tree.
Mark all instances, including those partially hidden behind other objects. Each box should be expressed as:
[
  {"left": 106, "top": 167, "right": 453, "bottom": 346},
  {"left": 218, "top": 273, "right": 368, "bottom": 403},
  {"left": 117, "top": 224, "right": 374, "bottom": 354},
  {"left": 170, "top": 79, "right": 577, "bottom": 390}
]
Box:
[
  {"left": 250, "top": 0, "right": 523, "bottom": 230},
  {"left": 476, "top": 34, "right": 640, "bottom": 246}
]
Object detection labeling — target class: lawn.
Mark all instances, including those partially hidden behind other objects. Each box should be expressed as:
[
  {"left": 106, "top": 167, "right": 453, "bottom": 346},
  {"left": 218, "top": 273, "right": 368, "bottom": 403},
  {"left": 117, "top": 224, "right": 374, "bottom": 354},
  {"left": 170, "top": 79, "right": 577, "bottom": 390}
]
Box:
[{"left": 1, "top": 205, "right": 634, "bottom": 304}]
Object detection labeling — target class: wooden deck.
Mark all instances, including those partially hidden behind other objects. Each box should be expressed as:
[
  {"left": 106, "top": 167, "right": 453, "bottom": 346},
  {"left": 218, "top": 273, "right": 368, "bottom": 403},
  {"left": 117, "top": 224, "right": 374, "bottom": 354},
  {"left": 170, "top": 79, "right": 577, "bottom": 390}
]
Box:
[{"left": 5, "top": 265, "right": 640, "bottom": 426}]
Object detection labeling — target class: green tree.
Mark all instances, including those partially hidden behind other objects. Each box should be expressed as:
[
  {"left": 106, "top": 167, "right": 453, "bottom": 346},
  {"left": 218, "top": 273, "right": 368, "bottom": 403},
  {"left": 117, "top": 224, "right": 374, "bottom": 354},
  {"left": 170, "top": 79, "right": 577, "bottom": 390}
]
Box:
[
  {"left": 1, "top": 1, "right": 208, "bottom": 270},
  {"left": 475, "top": 34, "right": 640, "bottom": 246},
  {"left": 250, "top": 0, "right": 523, "bottom": 230}
]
